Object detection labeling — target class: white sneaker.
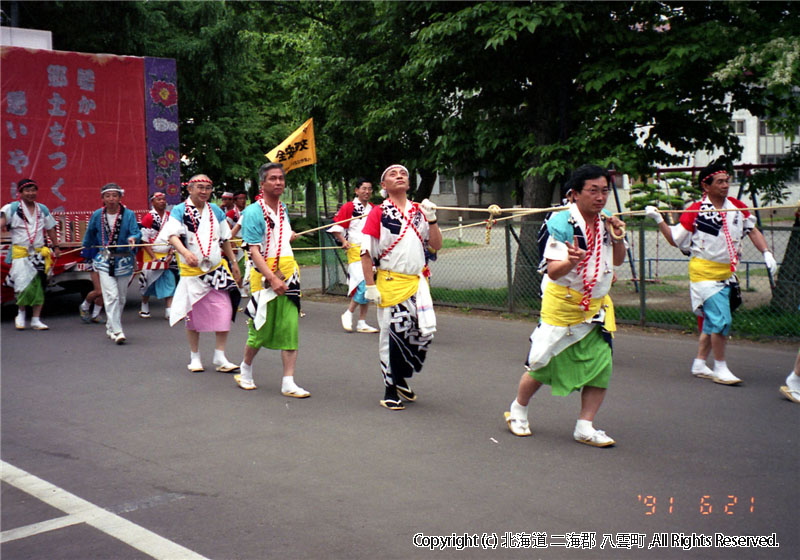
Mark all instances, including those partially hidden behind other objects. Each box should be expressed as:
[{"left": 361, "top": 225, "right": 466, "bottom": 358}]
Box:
[
  {"left": 356, "top": 320, "right": 379, "bottom": 333},
  {"left": 114, "top": 332, "right": 126, "bottom": 345},
  {"left": 574, "top": 428, "right": 615, "bottom": 447},
  {"left": 341, "top": 311, "right": 353, "bottom": 332},
  {"left": 15, "top": 316, "right": 26, "bottom": 330},
  {"left": 31, "top": 318, "right": 49, "bottom": 331},
  {"left": 712, "top": 367, "right": 742, "bottom": 385}
]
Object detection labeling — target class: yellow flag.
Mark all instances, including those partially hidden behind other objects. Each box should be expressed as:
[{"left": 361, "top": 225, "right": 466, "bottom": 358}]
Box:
[{"left": 265, "top": 118, "right": 317, "bottom": 173}]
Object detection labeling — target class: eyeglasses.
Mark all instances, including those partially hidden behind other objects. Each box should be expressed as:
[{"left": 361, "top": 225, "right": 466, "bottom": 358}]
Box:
[
  {"left": 193, "top": 185, "right": 213, "bottom": 192},
  {"left": 583, "top": 188, "right": 611, "bottom": 196}
]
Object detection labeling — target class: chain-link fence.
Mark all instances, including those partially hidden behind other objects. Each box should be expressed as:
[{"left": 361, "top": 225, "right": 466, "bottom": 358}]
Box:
[{"left": 321, "top": 218, "right": 800, "bottom": 340}]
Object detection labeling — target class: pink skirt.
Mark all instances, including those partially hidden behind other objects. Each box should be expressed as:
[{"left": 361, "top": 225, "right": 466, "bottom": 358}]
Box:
[{"left": 185, "top": 289, "right": 232, "bottom": 332}]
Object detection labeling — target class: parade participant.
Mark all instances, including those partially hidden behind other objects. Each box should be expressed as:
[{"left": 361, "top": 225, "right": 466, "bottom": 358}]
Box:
[
  {"left": 157, "top": 174, "right": 241, "bottom": 372},
  {"left": 234, "top": 163, "right": 309, "bottom": 396},
  {"left": 328, "top": 177, "right": 378, "bottom": 333},
  {"left": 226, "top": 190, "right": 247, "bottom": 228},
  {"left": 226, "top": 189, "right": 249, "bottom": 285},
  {"left": 645, "top": 162, "right": 777, "bottom": 385},
  {"left": 138, "top": 191, "right": 177, "bottom": 320},
  {"left": 505, "top": 165, "right": 626, "bottom": 446},
  {"left": 360, "top": 164, "right": 442, "bottom": 410},
  {"left": 81, "top": 182, "right": 141, "bottom": 344},
  {"left": 781, "top": 339, "right": 800, "bottom": 404},
  {"left": 220, "top": 191, "right": 235, "bottom": 213},
  {"left": 1, "top": 178, "right": 60, "bottom": 330},
  {"left": 78, "top": 267, "right": 105, "bottom": 323}
]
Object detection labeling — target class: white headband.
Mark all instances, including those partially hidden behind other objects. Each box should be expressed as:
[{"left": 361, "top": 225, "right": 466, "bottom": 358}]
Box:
[{"left": 380, "top": 164, "right": 409, "bottom": 183}]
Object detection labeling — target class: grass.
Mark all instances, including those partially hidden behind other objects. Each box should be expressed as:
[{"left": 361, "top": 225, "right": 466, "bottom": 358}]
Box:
[
  {"left": 439, "top": 239, "right": 479, "bottom": 249},
  {"left": 292, "top": 236, "right": 324, "bottom": 266}
]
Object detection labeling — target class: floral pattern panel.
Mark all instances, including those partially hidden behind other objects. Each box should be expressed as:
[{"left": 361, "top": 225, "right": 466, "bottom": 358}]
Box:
[{"left": 144, "top": 57, "right": 181, "bottom": 205}]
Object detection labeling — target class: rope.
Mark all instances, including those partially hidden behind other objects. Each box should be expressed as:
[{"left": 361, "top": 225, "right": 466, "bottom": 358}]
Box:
[
  {"left": 293, "top": 214, "right": 366, "bottom": 237},
  {"left": 614, "top": 203, "right": 798, "bottom": 217}
]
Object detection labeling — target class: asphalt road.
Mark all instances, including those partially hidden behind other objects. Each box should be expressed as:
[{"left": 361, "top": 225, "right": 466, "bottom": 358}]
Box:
[{"left": 1, "top": 288, "right": 798, "bottom": 559}]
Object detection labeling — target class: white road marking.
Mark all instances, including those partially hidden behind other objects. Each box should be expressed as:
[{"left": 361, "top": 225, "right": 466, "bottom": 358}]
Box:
[{"left": 1, "top": 461, "right": 209, "bottom": 560}]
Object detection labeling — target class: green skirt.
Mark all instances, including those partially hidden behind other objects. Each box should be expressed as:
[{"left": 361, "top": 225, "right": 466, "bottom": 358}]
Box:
[
  {"left": 16, "top": 275, "right": 45, "bottom": 307},
  {"left": 529, "top": 326, "right": 612, "bottom": 396},
  {"left": 246, "top": 295, "right": 299, "bottom": 350}
]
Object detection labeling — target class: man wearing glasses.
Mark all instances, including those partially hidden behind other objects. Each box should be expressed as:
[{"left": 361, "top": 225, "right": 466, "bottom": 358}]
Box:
[{"left": 505, "top": 164, "right": 626, "bottom": 447}]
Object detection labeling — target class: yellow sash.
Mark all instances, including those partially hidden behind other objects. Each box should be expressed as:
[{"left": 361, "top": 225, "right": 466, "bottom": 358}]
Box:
[
  {"left": 143, "top": 250, "right": 170, "bottom": 263},
  {"left": 178, "top": 258, "right": 232, "bottom": 278},
  {"left": 11, "top": 245, "right": 52, "bottom": 273},
  {"left": 346, "top": 244, "right": 362, "bottom": 264},
  {"left": 250, "top": 256, "right": 299, "bottom": 292},
  {"left": 689, "top": 257, "right": 733, "bottom": 282},
  {"left": 376, "top": 269, "right": 419, "bottom": 308},
  {"left": 540, "top": 282, "right": 616, "bottom": 332}
]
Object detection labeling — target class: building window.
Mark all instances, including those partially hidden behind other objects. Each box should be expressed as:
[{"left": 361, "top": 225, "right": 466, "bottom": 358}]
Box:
[
  {"left": 732, "top": 120, "right": 745, "bottom": 135},
  {"left": 437, "top": 175, "right": 454, "bottom": 194}
]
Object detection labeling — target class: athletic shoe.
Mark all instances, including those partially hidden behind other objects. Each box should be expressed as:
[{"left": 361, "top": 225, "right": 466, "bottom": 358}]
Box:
[
  {"left": 504, "top": 411, "right": 532, "bottom": 437},
  {"left": 114, "top": 332, "right": 126, "bottom": 345},
  {"left": 91, "top": 314, "right": 103, "bottom": 323},
  {"left": 138, "top": 310, "right": 151, "bottom": 318},
  {"left": 356, "top": 320, "right": 379, "bottom": 333},
  {"left": 574, "top": 428, "right": 615, "bottom": 447},
  {"left": 341, "top": 311, "right": 353, "bottom": 332},
  {"left": 712, "top": 368, "right": 742, "bottom": 385},
  {"left": 14, "top": 316, "right": 25, "bottom": 330},
  {"left": 234, "top": 374, "right": 257, "bottom": 390},
  {"left": 79, "top": 305, "right": 91, "bottom": 323},
  {"left": 31, "top": 318, "right": 49, "bottom": 331}
]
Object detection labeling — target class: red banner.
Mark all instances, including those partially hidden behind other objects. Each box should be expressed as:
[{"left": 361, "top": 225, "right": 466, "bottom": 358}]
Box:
[{"left": 1, "top": 47, "right": 148, "bottom": 212}]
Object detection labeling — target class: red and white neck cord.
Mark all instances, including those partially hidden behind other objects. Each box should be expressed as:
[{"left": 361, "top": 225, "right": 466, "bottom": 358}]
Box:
[
  {"left": 703, "top": 195, "right": 738, "bottom": 272},
  {"left": 101, "top": 207, "right": 122, "bottom": 249},
  {"left": 186, "top": 203, "right": 214, "bottom": 262},
  {"left": 575, "top": 215, "right": 603, "bottom": 311},
  {"left": 259, "top": 199, "right": 284, "bottom": 273},
  {"left": 22, "top": 202, "right": 40, "bottom": 249},
  {"left": 379, "top": 200, "right": 424, "bottom": 261}
]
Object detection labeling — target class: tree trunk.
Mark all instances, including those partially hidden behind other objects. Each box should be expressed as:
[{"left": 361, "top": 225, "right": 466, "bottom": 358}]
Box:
[
  {"left": 305, "top": 181, "right": 318, "bottom": 226},
  {"left": 413, "top": 168, "right": 437, "bottom": 201},
  {"left": 511, "top": 172, "right": 557, "bottom": 309},
  {"left": 770, "top": 212, "right": 800, "bottom": 312}
]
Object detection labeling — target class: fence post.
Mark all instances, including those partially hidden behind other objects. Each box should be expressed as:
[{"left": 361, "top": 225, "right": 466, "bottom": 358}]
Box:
[
  {"left": 639, "top": 222, "right": 646, "bottom": 326},
  {"left": 319, "top": 229, "right": 327, "bottom": 294},
  {"left": 505, "top": 221, "right": 513, "bottom": 313}
]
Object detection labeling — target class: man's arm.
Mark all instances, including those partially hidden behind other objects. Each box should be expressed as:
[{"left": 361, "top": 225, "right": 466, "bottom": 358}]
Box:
[
  {"left": 46, "top": 227, "right": 61, "bottom": 257},
  {"left": 249, "top": 244, "right": 286, "bottom": 295},
  {"left": 546, "top": 236, "right": 586, "bottom": 281},
  {"left": 168, "top": 234, "right": 198, "bottom": 267},
  {"left": 332, "top": 231, "right": 350, "bottom": 249},
  {"left": 748, "top": 228, "right": 777, "bottom": 275}
]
